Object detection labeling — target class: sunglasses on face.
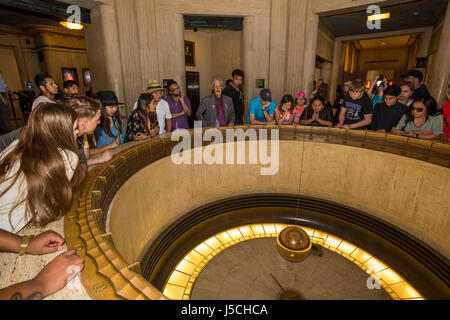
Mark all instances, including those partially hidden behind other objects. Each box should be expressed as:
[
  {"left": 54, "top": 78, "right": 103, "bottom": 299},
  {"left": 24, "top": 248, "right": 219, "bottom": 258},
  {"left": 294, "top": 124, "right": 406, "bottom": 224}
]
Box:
[{"left": 412, "top": 107, "right": 424, "bottom": 112}]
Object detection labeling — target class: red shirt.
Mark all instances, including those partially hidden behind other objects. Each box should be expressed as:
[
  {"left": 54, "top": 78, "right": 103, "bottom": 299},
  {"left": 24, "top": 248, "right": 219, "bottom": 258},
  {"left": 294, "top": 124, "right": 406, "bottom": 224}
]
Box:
[{"left": 443, "top": 101, "right": 450, "bottom": 138}]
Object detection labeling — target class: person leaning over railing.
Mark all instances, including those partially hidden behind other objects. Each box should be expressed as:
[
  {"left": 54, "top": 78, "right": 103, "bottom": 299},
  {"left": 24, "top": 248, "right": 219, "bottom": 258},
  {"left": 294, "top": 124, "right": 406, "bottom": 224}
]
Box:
[
  {"left": 124, "top": 92, "right": 160, "bottom": 142},
  {"left": 299, "top": 96, "right": 334, "bottom": 127},
  {"left": 391, "top": 96, "right": 443, "bottom": 140},
  {"left": 335, "top": 80, "right": 373, "bottom": 130},
  {"left": 370, "top": 85, "right": 407, "bottom": 133},
  {"left": 0, "top": 103, "right": 85, "bottom": 300}
]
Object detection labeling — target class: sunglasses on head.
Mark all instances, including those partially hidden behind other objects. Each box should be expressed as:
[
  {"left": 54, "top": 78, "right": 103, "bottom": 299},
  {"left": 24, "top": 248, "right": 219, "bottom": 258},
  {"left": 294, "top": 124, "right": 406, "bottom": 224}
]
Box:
[{"left": 412, "top": 107, "right": 424, "bottom": 112}]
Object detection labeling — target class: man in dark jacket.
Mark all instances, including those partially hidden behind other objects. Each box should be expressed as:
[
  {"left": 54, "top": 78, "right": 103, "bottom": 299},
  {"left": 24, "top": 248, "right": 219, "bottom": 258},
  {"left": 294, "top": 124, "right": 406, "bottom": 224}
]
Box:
[
  {"left": 405, "top": 70, "right": 430, "bottom": 100},
  {"left": 196, "top": 79, "right": 235, "bottom": 127}
]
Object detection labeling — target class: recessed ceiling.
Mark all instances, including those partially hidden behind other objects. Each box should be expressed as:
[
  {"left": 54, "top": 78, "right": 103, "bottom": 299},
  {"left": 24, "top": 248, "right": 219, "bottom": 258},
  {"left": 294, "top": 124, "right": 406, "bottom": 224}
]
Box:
[
  {"left": 356, "top": 34, "right": 418, "bottom": 50},
  {"left": 321, "top": 0, "right": 448, "bottom": 37},
  {"left": 0, "top": 8, "right": 61, "bottom": 28}
]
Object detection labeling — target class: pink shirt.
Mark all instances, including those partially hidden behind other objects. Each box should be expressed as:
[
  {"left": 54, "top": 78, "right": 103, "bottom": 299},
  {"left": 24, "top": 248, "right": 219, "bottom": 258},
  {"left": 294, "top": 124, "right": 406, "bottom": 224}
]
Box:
[{"left": 275, "top": 107, "right": 292, "bottom": 122}]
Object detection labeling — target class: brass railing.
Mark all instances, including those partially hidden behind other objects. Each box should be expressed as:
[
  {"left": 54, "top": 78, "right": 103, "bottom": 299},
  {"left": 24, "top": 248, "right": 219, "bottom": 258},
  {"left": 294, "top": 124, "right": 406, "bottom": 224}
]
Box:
[{"left": 64, "top": 126, "right": 450, "bottom": 300}]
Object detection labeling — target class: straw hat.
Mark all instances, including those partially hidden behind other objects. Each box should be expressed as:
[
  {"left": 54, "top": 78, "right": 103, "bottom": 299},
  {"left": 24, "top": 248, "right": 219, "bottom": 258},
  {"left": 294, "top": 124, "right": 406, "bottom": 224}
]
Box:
[{"left": 145, "top": 79, "right": 164, "bottom": 94}]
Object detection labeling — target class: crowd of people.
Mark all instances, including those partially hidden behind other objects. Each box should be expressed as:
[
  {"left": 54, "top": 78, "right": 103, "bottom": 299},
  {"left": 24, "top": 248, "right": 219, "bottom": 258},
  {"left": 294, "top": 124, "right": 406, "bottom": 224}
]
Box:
[{"left": 0, "top": 67, "right": 449, "bottom": 299}]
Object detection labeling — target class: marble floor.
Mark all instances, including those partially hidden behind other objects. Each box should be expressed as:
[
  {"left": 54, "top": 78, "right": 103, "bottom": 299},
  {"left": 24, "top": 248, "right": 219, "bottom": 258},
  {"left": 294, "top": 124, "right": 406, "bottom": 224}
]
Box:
[{"left": 191, "top": 237, "right": 391, "bottom": 300}]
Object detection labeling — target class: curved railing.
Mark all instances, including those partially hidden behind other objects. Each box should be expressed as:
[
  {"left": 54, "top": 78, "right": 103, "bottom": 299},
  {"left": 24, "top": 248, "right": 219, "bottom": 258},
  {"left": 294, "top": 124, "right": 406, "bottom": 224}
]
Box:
[{"left": 64, "top": 126, "right": 450, "bottom": 300}]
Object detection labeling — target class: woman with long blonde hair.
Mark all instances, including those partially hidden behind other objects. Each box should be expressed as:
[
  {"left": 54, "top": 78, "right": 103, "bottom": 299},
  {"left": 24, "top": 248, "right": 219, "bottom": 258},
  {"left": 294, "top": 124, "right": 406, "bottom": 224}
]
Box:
[{"left": 0, "top": 102, "right": 83, "bottom": 233}]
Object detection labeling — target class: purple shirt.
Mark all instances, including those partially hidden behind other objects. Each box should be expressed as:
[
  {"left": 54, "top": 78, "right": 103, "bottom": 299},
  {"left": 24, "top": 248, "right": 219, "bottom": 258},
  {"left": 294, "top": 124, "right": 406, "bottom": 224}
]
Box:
[
  {"left": 165, "top": 95, "right": 192, "bottom": 131},
  {"left": 216, "top": 96, "right": 227, "bottom": 127}
]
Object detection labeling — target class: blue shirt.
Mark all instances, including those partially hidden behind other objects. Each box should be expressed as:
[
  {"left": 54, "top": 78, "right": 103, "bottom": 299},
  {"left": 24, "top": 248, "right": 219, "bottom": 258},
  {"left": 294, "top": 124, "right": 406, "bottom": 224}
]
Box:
[
  {"left": 96, "top": 120, "right": 120, "bottom": 148},
  {"left": 372, "top": 95, "right": 384, "bottom": 108},
  {"left": 246, "top": 97, "right": 276, "bottom": 124}
]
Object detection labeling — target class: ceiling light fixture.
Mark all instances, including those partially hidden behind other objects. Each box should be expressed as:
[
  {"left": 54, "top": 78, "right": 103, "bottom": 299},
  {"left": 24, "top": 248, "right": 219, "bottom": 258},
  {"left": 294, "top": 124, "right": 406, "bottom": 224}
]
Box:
[
  {"left": 59, "top": 21, "right": 84, "bottom": 30},
  {"left": 367, "top": 12, "right": 391, "bottom": 21}
]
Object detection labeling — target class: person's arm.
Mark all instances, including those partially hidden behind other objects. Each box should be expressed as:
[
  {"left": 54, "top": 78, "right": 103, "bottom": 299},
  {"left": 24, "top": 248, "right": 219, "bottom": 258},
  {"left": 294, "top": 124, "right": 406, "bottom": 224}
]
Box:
[
  {"left": 228, "top": 100, "right": 235, "bottom": 126},
  {"left": 275, "top": 111, "right": 282, "bottom": 125},
  {"left": 0, "top": 230, "right": 65, "bottom": 255},
  {"left": 249, "top": 114, "right": 275, "bottom": 125},
  {"left": 263, "top": 106, "right": 275, "bottom": 122},
  {"left": 370, "top": 106, "right": 379, "bottom": 131},
  {"left": 196, "top": 98, "right": 207, "bottom": 123},
  {"left": 316, "top": 118, "right": 333, "bottom": 127},
  {"left": 149, "top": 126, "right": 159, "bottom": 138},
  {"left": 343, "top": 114, "right": 372, "bottom": 130},
  {"left": 86, "top": 151, "right": 113, "bottom": 166},
  {"left": 89, "top": 140, "right": 119, "bottom": 156},
  {"left": 367, "top": 76, "right": 379, "bottom": 99},
  {"left": 391, "top": 115, "right": 407, "bottom": 136},
  {"left": 316, "top": 110, "right": 333, "bottom": 127},
  {"left": 0, "top": 249, "right": 84, "bottom": 300},
  {"left": 285, "top": 113, "right": 295, "bottom": 125},
  {"left": 180, "top": 95, "right": 192, "bottom": 117},
  {"left": 391, "top": 127, "right": 405, "bottom": 136},
  {"left": 336, "top": 106, "right": 347, "bottom": 128},
  {"left": 300, "top": 110, "right": 316, "bottom": 125},
  {"left": 165, "top": 118, "right": 172, "bottom": 133},
  {"left": 171, "top": 111, "right": 185, "bottom": 119},
  {"left": 415, "top": 133, "right": 440, "bottom": 140}
]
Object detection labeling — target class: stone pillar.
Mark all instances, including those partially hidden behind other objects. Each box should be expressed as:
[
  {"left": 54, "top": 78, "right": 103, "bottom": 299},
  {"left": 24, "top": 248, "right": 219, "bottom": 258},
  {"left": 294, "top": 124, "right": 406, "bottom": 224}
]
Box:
[
  {"left": 285, "top": 0, "right": 308, "bottom": 95},
  {"left": 429, "top": 3, "right": 450, "bottom": 106},
  {"left": 330, "top": 40, "right": 343, "bottom": 103},
  {"left": 417, "top": 28, "right": 432, "bottom": 58},
  {"left": 84, "top": 3, "right": 125, "bottom": 108},
  {"left": 302, "top": 3, "right": 319, "bottom": 98},
  {"left": 243, "top": 16, "right": 255, "bottom": 117},
  {"left": 136, "top": 0, "right": 160, "bottom": 88},
  {"left": 268, "top": 0, "right": 289, "bottom": 103},
  {"left": 114, "top": 0, "right": 144, "bottom": 114},
  {"left": 243, "top": 14, "right": 271, "bottom": 114}
]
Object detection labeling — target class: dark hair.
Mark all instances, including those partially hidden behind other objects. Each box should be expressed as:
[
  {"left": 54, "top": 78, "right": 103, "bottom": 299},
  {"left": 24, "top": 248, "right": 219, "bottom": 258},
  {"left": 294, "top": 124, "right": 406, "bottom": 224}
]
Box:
[
  {"left": 226, "top": 79, "right": 232, "bottom": 86},
  {"left": 310, "top": 96, "right": 326, "bottom": 106},
  {"left": 404, "top": 95, "right": 440, "bottom": 126},
  {"left": 34, "top": 73, "right": 52, "bottom": 91},
  {"left": 98, "top": 104, "right": 122, "bottom": 139},
  {"left": 384, "top": 85, "right": 400, "bottom": 97},
  {"left": 280, "top": 94, "right": 294, "bottom": 112},
  {"left": 399, "top": 80, "right": 414, "bottom": 92},
  {"left": 406, "top": 69, "right": 423, "bottom": 82},
  {"left": 136, "top": 93, "right": 157, "bottom": 135},
  {"left": 232, "top": 69, "right": 245, "bottom": 78},
  {"left": 63, "top": 80, "right": 79, "bottom": 89},
  {"left": 166, "top": 80, "right": 178, "bottom": 89}
]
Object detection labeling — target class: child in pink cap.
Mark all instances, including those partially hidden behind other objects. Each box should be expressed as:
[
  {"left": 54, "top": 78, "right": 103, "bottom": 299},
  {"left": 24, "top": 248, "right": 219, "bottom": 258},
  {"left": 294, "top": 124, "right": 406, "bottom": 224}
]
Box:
[{"left": 293, "top": 91, "right": 307, "bottom": 125}]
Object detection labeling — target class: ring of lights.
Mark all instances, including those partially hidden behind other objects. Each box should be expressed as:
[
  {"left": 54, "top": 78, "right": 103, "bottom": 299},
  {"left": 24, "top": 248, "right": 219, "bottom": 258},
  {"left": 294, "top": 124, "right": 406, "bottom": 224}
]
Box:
[
  {"left": 142, "top": 194, "right": 449, "bottom": 300},
  {"left": 163, "top": 223, "right": 422, "bottom": 300},
  {"left": 63, "top": 126, "right": 450, "bottom": 300}
]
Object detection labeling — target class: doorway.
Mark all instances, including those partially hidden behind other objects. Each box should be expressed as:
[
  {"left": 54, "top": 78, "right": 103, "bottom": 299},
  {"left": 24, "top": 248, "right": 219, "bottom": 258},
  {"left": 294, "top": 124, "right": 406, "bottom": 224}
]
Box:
[{"left": 186, "top": 71, "right": 200, "bottom": 128}]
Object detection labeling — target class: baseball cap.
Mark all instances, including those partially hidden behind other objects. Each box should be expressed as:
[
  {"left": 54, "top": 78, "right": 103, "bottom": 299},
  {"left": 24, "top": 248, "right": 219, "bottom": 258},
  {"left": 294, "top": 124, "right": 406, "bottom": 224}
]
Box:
[
  {"left": 260, "top": 89, "right": 272, "bottom": 102},
  {"left": 296, "top": 91, "right": 306, "bottom": 101}
]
